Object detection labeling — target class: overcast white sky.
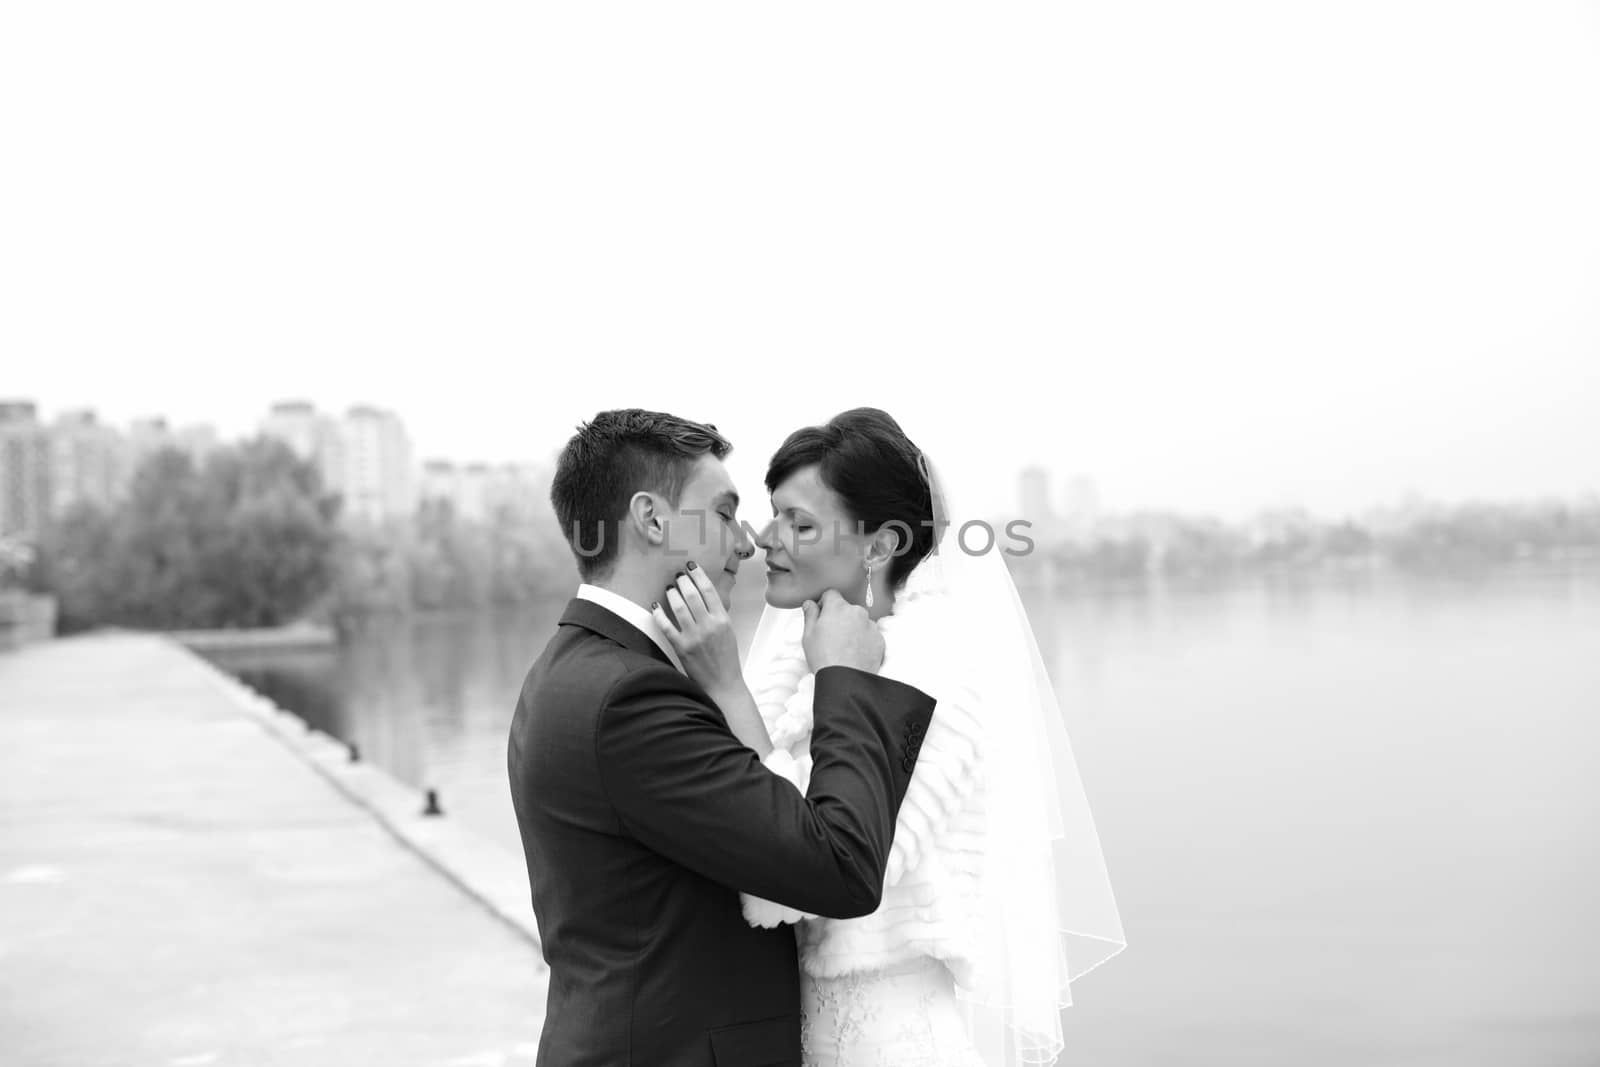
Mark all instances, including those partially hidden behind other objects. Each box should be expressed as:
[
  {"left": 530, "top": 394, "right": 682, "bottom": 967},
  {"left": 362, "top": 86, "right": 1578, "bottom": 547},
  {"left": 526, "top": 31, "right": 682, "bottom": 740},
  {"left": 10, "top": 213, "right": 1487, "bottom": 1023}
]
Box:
[{"left": 3, "top": 2, "right": 1597, "bottom": 521}]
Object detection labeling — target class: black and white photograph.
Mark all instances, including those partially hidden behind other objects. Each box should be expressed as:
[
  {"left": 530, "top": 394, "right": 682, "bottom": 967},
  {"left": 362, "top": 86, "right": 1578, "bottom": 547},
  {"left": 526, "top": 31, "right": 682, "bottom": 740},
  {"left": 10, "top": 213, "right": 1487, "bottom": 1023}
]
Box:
[{"left": 2, "top": 4, "right": 1597, "bottom": 1065}]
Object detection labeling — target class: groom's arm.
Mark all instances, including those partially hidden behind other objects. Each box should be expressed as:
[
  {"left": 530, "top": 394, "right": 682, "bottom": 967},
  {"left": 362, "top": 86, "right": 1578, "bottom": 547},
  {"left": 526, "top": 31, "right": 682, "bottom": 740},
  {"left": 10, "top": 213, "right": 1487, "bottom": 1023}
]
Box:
[{"left": 595, "top": 664, "right": 934, "bottom": 918}]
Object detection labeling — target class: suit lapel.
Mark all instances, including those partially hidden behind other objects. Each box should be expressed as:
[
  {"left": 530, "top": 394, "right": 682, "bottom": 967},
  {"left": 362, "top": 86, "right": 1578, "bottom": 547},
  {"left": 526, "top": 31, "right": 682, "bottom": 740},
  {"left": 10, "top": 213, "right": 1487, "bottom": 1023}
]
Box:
[{"left": 558, "top": 598, "right": 675, "bottom": 669}]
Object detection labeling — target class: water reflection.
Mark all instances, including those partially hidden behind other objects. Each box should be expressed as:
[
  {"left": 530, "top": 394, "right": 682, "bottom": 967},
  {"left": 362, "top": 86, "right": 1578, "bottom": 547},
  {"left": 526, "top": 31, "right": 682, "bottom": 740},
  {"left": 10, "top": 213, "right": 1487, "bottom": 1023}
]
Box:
[{"left": 199, "top": 569, "right": 1600, "bottom": 1066}]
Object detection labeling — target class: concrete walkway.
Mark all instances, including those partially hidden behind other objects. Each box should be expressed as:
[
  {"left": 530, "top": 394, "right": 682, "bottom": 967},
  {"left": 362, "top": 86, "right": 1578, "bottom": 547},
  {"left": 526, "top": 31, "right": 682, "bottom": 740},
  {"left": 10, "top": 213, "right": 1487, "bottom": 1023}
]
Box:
[{"left": 0, "top": 633, "right": 548, "bottom": 1067}]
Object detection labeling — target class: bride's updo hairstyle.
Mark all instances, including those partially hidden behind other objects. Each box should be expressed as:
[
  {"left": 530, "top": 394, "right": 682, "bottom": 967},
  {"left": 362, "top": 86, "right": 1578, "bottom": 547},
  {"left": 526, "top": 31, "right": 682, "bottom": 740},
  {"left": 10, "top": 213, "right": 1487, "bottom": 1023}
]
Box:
[{"left": 764, "top": 407, "right": 936, "bottom": 590}]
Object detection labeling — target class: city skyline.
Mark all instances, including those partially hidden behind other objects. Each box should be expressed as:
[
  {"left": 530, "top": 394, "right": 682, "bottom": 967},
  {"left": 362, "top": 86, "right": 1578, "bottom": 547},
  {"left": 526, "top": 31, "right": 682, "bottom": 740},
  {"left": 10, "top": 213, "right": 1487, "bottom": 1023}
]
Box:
[{"left": 4, "top": 393, "right": 1594, "bottom": 541}]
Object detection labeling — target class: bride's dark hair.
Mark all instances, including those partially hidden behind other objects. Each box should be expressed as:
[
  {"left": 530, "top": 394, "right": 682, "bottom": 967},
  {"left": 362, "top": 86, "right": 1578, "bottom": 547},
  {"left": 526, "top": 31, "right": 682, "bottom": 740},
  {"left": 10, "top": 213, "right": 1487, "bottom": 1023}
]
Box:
[{"left": 764, "top": 407, "right": 936, "bottom": 590}]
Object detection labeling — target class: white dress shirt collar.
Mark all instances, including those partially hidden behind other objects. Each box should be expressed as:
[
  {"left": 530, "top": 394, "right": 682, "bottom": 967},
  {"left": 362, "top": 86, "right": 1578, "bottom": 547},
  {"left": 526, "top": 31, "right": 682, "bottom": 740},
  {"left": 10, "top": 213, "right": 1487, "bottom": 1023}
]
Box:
[{"left": 575, "top": 583, "right": 685, "bottom": 674}]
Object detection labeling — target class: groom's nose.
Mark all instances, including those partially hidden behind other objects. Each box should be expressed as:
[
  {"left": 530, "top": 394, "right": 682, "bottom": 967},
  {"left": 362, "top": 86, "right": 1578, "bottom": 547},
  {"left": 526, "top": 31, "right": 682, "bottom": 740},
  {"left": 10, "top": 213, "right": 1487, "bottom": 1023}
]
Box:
[{"left": 732, "top": 521, "right": 756, "bottom": 559}]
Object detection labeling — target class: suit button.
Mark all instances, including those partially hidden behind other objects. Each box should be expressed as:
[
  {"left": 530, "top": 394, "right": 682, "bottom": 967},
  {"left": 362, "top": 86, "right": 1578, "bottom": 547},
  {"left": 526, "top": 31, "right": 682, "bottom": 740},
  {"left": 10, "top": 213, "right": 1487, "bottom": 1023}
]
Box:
[{"left": 902, "top": 755, "right": 916, "bottom": 773}]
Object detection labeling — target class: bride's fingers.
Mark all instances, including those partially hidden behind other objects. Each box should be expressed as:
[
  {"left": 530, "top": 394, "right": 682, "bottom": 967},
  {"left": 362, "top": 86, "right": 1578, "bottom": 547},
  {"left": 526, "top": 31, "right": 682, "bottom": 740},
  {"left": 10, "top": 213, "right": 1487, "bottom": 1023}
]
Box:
[
  {"left": 663, "top": 587, "right": 696, "bottom": 634},
  {"left": 650, "top": 602, "right": 683, "bottom": 647},
  {"left": 685, "top": 564, "right": 723, "bottom": 617},
  {"left": 673, "top": 573, "right": 708, "bottom": 623}
]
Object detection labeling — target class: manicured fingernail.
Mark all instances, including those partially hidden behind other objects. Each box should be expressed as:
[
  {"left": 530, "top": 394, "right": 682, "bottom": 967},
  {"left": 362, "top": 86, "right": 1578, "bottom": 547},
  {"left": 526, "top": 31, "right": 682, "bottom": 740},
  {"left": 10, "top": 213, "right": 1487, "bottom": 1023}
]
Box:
[
  {"left": 686, "top": 560, "right": 697, "bottom": 570},
  {"left": 651, "top": 601, "right": 660, "bottom": 611}
]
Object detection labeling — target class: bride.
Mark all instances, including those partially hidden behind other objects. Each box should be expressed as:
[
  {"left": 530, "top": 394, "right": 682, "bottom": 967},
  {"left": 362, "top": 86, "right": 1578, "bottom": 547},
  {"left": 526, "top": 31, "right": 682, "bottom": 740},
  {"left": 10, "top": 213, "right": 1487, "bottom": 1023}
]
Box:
[{"left": 655, "top": 407, "right": 1125, "bottom": 1066}]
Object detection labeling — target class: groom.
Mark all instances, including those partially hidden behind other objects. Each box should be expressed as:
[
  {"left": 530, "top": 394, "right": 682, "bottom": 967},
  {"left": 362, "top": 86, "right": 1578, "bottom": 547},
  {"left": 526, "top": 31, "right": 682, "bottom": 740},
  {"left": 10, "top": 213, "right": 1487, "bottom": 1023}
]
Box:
[{"left": 508, "top": 409, "right": 935, "bottom": 1067}]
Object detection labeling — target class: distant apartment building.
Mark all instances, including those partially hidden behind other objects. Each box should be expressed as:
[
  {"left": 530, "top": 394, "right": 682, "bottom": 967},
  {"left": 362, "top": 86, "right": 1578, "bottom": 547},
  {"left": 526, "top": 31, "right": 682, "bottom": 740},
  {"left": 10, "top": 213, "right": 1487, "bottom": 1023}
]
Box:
[
  {"left": 125, "top": 417, "right": 175, "bottom": 489},
  {"left": 418, "top": 459, "right": 548, "bottom": 525},
  {"left": 341, "top": 405, "right": 415, "bottom": 524},
  {"left": 263, "top": 401, "right": 415, "bottom": 524},
  {"left": 420, "top": 459, "right": 459, "bottom": 513},
  {"left": 125, "top": 416, "right": 219, "bottom": 477},
  {"left": 261, "top": 400, "right": 344, "bottom": 494},
  {"left": 49, "top": 409, "right": 124, "bottom": 515},
  {"left": 0, "top": 402, "right": 51, "bottom": 541},
  {"left": 4, "top": 406, "right": 221, "bottom": 531},
  {"left": 418, "top": 460, "right": 483, "bottom": 522},
  {"left": 1017, "top": 465, "right": 1055, "bottom": 525},
  {"left": 418, "top": 460, "right": 493, "bottom": 523},
  {"left": 492, "top": 462, "right": 550, "bottom": 522},
  {"left": 126, "top": 416, "right": 172, "bottom": 467}
]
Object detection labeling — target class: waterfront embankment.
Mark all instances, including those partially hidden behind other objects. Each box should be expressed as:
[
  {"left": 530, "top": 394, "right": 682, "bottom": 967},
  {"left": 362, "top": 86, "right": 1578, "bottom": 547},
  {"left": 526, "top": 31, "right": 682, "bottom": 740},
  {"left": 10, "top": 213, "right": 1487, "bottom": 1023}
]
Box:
[
  {"left": 0, "top": 632, "right": 548, "bottom": 1066},
  {"left": 164, "top": 621, "right": 339, "bottom": 653}
]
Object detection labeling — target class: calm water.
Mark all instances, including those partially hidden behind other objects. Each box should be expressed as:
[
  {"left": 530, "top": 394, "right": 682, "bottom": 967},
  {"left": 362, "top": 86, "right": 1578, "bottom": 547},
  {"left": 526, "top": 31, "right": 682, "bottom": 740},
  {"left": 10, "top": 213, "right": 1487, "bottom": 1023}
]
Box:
[{"left": 204, "top": 568, "right": 1600, "bottom": 1066}]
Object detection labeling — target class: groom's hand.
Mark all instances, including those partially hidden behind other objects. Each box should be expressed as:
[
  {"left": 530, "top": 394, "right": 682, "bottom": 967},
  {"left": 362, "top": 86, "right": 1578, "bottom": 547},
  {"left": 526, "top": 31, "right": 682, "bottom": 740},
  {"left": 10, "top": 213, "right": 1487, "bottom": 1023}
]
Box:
[{"left": 802, "top": 589, "right": 884, "bottom": 674}]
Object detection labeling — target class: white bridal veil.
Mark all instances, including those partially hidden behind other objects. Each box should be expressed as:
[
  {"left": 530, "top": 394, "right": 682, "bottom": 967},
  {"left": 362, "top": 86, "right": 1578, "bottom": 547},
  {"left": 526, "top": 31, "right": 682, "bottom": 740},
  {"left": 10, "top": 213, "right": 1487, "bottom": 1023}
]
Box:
[{"left": 743, "top": 448, "right": 1127, "bottom": 1067}]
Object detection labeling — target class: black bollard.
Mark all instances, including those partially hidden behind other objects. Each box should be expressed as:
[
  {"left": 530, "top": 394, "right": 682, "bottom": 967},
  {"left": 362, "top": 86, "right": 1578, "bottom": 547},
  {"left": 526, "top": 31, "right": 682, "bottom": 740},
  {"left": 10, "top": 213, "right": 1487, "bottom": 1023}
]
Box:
[{"left": 423, "top": 788, "right": 444, "bottom": 817}]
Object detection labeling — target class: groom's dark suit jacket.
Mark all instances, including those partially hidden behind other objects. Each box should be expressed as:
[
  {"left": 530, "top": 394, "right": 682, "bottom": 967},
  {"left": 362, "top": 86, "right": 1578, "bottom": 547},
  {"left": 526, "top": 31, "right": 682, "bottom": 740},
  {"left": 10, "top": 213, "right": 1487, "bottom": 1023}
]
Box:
[{"left": 508, "top": 597, "right": 935, "bottom": 1067}]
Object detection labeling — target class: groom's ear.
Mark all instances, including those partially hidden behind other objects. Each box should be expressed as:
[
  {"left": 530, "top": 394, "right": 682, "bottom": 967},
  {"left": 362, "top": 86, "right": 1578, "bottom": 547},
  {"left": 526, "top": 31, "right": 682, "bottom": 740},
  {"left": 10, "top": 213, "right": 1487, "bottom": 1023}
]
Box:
[{"left": 628, "top": 491, "right": 668, "bottom": 547}]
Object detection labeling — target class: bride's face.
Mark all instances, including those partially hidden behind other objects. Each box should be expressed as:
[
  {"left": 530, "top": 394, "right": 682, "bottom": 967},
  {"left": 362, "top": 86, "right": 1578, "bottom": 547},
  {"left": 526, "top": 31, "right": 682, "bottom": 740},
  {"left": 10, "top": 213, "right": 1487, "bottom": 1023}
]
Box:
[{"left": 759, "top": 464, "right": 871, "bottom": 609}]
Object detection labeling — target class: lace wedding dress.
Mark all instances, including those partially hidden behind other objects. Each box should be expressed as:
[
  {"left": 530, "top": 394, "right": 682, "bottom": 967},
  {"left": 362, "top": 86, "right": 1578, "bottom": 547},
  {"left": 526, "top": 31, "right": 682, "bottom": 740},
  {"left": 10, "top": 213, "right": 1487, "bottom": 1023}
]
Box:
[{"left": 801, "top": 958, "right": 985, "bottom": 1067}]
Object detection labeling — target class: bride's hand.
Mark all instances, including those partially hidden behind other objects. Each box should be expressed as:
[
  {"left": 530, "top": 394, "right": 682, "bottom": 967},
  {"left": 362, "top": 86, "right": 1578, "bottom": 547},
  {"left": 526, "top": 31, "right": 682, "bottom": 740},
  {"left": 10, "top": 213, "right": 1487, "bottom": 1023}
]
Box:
[{"left": 653, "top": 562, "right": 743, "bottom": 695}]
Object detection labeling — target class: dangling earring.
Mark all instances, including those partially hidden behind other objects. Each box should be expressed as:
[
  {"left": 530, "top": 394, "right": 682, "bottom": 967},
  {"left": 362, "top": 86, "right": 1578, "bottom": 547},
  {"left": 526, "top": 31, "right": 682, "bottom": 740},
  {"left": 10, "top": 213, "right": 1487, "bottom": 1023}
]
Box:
[{"left": 863, "top": 561, "right": 874, "bottom": 610}]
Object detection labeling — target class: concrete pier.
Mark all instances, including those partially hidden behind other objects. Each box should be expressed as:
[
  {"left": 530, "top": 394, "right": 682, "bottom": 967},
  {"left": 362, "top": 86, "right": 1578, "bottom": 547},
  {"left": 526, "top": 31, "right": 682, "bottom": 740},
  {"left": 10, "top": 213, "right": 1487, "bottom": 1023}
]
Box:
[{"left": 0, "top": 632, "right": 547, "bottom": 1067}]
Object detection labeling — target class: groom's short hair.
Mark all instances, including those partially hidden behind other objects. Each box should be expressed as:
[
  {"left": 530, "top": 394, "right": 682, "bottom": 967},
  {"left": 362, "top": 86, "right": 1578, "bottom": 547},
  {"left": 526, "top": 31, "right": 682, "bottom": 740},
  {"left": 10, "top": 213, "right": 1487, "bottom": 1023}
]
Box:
[{"left": 551, "top": 409, "right": 732, "bottom": 581}]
